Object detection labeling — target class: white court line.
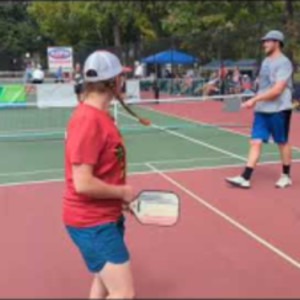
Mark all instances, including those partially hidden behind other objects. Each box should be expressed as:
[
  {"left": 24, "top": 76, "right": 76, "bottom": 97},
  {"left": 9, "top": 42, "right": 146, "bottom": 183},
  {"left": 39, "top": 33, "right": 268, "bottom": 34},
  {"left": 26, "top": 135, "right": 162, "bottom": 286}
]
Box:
[
  {"left": 146, "top": 162, "right": 300, "bottom": 270},
  {"left": 0, "top": 152, "right": 279, "bottom": 178},
  {"left": 144, "top": 105, "right": 300, "bottom": 154},
  {"left": 119, "top": 111, "right": 246, "bottom": 162},
  {"left": 0, "top": 128, "right": 64, "bottom": 134},
  {"left": 132, "top": 158, "right": 300, "bottom": 176},
  {"left": 0, "top": 156, "right": 231, "bottom": 177},
  {"left": 0, "top": 168, "right": 63, "bottom": 177},
  {"left": 1, "top": 159, "right": 300, "bottom": 188}
]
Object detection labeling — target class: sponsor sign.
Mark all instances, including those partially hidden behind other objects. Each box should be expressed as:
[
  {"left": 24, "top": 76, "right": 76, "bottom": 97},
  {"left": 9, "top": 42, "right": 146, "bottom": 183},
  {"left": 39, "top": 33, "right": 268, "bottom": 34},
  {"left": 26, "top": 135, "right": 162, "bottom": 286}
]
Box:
[{"left": 47, "top": 47, "right": 73, "bottom": 71}]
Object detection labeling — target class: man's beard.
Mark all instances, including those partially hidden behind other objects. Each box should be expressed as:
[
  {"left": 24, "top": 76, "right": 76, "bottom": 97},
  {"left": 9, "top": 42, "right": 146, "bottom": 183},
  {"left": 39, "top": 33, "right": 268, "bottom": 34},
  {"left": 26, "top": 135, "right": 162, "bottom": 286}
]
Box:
[{"left": 265, "top": 47, "right": 275, "bottom": 56}]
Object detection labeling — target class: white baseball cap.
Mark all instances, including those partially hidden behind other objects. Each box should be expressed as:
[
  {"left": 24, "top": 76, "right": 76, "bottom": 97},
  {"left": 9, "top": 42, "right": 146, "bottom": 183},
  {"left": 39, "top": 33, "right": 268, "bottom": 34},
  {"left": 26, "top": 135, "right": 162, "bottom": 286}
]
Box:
[{"left": 84, "top": 50, "right": 123, "bottom": 82}]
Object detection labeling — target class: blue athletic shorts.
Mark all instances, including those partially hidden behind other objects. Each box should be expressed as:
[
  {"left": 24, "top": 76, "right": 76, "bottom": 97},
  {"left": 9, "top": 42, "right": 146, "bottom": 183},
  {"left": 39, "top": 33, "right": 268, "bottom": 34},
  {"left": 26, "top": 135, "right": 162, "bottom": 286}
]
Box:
[
  {"left": 66, "top": 216, "right": 129, "bottom": 273},
  {"left": 251, "top": 110, "right": 292, "bottom": 144}
]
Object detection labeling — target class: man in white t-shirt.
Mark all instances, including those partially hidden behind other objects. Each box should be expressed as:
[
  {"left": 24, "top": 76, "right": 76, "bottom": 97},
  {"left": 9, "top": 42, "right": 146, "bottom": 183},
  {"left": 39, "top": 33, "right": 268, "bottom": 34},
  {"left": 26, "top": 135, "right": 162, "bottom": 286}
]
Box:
[
  {"left": 32, "top": 64, "right": 44, "bottom": 84},
  {"left": 134, "top": 61, "right": 143, "bottom": 79}
]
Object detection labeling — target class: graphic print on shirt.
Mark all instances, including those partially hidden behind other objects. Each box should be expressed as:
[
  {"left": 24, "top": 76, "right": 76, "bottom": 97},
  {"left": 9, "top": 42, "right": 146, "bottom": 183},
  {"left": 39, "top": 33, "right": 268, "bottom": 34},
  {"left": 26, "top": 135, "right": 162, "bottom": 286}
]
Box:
[{"left": 114, "top": 143, "right": 126, "bottom": 180}]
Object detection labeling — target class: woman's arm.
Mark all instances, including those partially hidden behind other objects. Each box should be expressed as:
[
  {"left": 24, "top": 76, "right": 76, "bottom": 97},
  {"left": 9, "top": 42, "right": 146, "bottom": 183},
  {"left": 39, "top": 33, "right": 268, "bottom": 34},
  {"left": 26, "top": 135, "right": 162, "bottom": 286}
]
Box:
[{"left": 72, "top": 164, "right": 133, "bottom": 202}]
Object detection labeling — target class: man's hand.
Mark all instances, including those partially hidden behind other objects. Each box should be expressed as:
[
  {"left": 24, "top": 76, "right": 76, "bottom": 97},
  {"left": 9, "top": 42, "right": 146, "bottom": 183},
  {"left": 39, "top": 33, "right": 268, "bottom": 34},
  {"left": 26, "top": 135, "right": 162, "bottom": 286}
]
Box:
[{"left": 241, "top": 98, "right": 256, "bottom": 109}]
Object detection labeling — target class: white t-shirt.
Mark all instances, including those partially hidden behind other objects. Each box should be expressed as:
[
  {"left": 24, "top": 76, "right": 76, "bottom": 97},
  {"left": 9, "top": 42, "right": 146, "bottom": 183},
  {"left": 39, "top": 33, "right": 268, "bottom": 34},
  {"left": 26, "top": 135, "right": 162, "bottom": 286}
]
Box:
[
  {"left": 134, "top": 64, "right": 143, "bottom": 77},
  {"left": 32, "top": 69, "right": 45, "bottom": 81}
]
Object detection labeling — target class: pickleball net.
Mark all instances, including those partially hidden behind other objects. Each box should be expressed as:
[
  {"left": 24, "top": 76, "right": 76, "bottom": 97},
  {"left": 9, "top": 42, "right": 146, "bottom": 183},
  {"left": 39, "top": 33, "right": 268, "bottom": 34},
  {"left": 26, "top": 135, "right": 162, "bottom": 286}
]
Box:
[{"left": 0, "top": 93, "right": 253, "bottom": 142}]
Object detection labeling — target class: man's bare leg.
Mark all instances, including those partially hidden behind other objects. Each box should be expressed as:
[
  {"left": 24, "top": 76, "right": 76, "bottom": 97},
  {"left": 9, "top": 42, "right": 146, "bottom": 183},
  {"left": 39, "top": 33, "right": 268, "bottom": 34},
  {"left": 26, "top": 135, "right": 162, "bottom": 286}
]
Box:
[
  {"left": 226, "top": 139, "right": 262, "bottom": 188},
  {"left": 278, "top": 142, "right": 292, "bottom": 166},
  {"left": 246, "top": 140, "right": 263, "bottom": 168}
]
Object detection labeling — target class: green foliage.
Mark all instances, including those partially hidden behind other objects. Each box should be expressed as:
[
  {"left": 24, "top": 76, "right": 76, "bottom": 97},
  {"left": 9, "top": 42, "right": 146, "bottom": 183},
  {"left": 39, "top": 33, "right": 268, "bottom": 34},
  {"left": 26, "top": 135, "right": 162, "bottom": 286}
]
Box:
[
  {"left": 0, "top": 2, "right": 42, "bottom": 56},
  {"left": 1, "top": 1, "right": 300, "bottom": 68}
]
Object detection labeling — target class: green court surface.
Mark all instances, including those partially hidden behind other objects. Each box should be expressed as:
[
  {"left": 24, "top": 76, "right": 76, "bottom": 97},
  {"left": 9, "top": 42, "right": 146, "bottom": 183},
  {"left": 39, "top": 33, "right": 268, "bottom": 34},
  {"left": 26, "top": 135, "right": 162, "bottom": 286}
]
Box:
[{"left": 1, "top": 104, "right": 300, "bottom": 185}]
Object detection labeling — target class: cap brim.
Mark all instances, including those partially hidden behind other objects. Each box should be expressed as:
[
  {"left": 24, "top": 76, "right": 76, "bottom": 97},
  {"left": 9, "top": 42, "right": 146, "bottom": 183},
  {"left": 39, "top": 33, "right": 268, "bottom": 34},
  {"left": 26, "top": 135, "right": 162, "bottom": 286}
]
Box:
[{"left": 261, "top": 37, "right": 283, "bottom": 43}]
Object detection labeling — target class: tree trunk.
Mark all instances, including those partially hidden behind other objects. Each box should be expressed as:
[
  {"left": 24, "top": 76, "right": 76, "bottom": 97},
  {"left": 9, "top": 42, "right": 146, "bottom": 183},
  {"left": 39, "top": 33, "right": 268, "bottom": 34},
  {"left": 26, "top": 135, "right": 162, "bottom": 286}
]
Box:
[
  {"left": 113, "top": 20, "right": 121, "bottom": 46},
  {"left": 112, "top": 19, "right": 122, "bottom": 58},
  {"left": 284, "top": 0, "right": 294, "bottom": 65}
]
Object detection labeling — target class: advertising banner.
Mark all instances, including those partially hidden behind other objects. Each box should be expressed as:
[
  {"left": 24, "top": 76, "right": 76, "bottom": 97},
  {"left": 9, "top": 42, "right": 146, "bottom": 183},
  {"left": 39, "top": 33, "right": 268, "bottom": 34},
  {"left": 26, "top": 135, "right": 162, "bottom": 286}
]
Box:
[
  {"left": 0, "top": 85, "right": 26, "bottom": 106},
  {"left": 37, "top": 84, "right": 77, "bottom": 108},
  {"left": 126, "top": 79, "right": 140, "bottom": 102},
  {"left": 47, "top": 47, "right": 73, "bottom": 71}
]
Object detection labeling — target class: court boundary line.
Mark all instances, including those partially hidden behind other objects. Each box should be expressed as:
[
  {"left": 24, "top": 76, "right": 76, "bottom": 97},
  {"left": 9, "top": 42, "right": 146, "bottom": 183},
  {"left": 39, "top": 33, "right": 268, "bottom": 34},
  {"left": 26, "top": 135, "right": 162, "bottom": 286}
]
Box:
[
  {"left": 119, "top": 111, "right": 246, "bottom": 162},
  {"left": 1, "top": 159, "right": 299, "bottom": 188},
  {"left": 143, "top": 105, "right": 300, "bottom": 153},
  {"left": 0, "top": 151, "right": 282, "bottom": 178},
  {"left": 146, "top": 162, "right": 300, "bottom": 270},
  {"left": 0, "top": 155, "right": 231, "bottom": 177}
]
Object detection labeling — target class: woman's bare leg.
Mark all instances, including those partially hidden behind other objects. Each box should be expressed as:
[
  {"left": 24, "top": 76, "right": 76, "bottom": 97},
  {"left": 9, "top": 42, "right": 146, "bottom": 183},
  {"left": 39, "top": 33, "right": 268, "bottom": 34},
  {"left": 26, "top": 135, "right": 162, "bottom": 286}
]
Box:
[
  {"left": 99, "top": 261, "right": 134, "bottom": 299},
  {"left": 89, "top": 275, "right": 108, "bottom": 299}
]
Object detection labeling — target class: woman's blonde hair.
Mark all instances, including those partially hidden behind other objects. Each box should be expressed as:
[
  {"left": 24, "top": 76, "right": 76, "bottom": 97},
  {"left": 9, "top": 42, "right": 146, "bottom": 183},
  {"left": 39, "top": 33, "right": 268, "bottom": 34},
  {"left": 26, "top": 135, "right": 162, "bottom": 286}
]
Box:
[{"left": 83, "top": 79, "right": 116, "bottom": 94}]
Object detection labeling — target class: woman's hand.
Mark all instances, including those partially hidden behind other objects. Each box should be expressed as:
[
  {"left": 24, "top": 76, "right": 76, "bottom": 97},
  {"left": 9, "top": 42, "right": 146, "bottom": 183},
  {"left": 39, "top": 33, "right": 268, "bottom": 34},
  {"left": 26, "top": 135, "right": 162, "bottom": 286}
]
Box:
[
  {"left": 121, "top": 185, "right": 135, "bottom": 213},
  {"left": 122, "top": 185, "right": 135, "bottom": 203}
]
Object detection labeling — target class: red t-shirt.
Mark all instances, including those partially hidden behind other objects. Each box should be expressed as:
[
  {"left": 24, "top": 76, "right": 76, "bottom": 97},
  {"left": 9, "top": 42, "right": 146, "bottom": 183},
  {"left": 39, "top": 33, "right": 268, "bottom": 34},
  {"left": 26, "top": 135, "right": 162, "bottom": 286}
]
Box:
[{"left": 63, "top": 103, "right": 126, "bottom": 227}]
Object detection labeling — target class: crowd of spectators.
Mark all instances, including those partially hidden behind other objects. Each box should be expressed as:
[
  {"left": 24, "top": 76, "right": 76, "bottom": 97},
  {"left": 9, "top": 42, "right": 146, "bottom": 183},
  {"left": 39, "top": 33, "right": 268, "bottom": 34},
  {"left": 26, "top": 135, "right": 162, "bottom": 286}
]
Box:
[{"left": 138, "top": 65, "right": 257, "bottom": 98}]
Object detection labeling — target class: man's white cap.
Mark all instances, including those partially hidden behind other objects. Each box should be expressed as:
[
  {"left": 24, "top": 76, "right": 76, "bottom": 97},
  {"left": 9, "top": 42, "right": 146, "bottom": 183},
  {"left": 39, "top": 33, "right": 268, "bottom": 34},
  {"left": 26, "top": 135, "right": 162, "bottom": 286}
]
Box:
[
  {"left": 84, "top": 50, "right": 123, "bottom": 82},
  {"left": 261, "top": 30, "right": 285, "bottom": 43}
]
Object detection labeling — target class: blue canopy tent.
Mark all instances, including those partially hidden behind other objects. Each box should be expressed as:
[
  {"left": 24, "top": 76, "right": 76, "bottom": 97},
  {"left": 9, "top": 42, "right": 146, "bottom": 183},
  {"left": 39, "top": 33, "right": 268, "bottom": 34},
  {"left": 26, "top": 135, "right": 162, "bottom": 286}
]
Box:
[
  {"left": 141, "top": 49, "right": 198, "bottom": 64},
  {"left": 235, "top": 59, "right": 258, "bottom": 70}
]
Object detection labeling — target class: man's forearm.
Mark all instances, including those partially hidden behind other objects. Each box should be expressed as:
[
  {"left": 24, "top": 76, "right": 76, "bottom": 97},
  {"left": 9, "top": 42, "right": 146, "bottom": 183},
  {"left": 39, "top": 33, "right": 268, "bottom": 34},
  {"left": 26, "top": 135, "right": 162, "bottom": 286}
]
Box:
[
  {"left": 252, "top": 89, "right": 280, "bottom": 103},
  {"left": 252, "top": 80, "right": 287, "bottom": 104}
]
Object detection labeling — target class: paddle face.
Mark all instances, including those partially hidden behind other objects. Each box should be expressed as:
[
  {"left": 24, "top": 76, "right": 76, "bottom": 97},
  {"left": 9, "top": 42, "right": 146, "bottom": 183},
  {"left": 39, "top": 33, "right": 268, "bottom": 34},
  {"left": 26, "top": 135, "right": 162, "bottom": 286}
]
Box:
[
  {"left": 222, "top": 96, "right": 242, "bottom": 112},
  {"left": 130, "top": 190, "right": 180, "bottom": 226}
]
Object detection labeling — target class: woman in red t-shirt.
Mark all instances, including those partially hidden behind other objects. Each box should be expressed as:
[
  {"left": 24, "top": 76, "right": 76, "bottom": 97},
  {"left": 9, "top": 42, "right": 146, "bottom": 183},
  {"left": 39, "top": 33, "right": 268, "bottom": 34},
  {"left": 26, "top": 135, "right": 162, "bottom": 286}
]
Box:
[{"left": 64, "top": 51, "right": 135, "bottom": 299}]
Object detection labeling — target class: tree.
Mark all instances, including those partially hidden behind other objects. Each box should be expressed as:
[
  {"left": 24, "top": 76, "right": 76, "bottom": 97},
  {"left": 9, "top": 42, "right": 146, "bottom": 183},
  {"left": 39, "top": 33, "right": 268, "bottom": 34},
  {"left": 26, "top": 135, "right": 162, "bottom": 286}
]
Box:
[
  {"left": 0, "top": 2, "right": 43, "bottom": 70},
  {"left": 161, "top": 0, "right": 285, "bottom": 62}
]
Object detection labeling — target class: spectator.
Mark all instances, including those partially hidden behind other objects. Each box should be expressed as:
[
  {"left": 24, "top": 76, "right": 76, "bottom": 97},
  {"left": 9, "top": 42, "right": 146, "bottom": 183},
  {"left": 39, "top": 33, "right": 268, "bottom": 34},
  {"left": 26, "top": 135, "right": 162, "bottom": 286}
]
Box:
[
  {"left": 134, "top": 61, "right": 143, "bottom": 79},
  {"left": 164, "top": 69, "right": 172, "bottom": 78},
  {"left": 73, "top": 63, "right": 84, "bottom": 101},
  {"left": 203, "top": 71, "right": 220, "bottom": 97},
  {"left": 31, "top": 64, "right": 44, "bottom": 84},
  {"left": 181, "top": 74, "right": 193, "bottom": 95},
  {"left": 152, "top": 78, "right": 160, "bottom": 100},
  {"left": 23, "top": 61, "right": 33, "bottom": 84},
  {"left": 219, "top": 64, "right": 228, "bottom": 95},
  {"left": 241, "top": 74, "right": 253, "bottom": 94},
  {"left": 232, "top": 66, "right": 242, "bottom": 93},
  {"left": 55, "top": 66, "right": 64, "bottom": 83}
]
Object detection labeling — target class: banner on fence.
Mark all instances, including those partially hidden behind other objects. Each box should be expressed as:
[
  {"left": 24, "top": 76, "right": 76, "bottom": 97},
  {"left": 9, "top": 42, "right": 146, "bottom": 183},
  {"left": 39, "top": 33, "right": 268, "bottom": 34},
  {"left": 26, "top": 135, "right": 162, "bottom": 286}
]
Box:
[
  {"left": 37, "top": 84, "right": 77, "bottom": 108},
  {"left": 0, "top": 85, "right": 26, "bottom": 105},
  {"left": 47, "top": 47, "right": 73, "bottom": 72},
  {"left": 126, "top": 79, "right": 140, "bottom": 102}
]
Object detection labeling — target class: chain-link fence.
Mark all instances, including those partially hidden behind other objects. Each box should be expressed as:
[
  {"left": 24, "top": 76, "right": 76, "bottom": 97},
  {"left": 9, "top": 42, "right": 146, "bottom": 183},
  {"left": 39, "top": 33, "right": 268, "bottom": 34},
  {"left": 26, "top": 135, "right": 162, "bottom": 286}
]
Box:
[{"left": 71, "top": 29, "right": 265, "bottom": 68}]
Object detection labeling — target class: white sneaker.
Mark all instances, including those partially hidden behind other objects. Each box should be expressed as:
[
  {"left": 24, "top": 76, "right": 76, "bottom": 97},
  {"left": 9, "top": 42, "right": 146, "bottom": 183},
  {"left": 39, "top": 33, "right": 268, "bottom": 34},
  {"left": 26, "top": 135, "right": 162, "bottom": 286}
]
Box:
[
  {"left": 225, "top": 176, "right": 251, "bottom": 189},
  {"left": 275, "top": 174, "right": 292, "bottom": 188}
]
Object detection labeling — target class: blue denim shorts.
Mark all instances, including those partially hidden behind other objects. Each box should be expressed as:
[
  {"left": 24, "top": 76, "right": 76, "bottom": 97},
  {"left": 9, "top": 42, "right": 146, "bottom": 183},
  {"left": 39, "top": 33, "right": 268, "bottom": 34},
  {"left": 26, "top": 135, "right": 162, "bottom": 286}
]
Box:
[{"left": 66, "top": 216, "right": 129, "bottom": 273}]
